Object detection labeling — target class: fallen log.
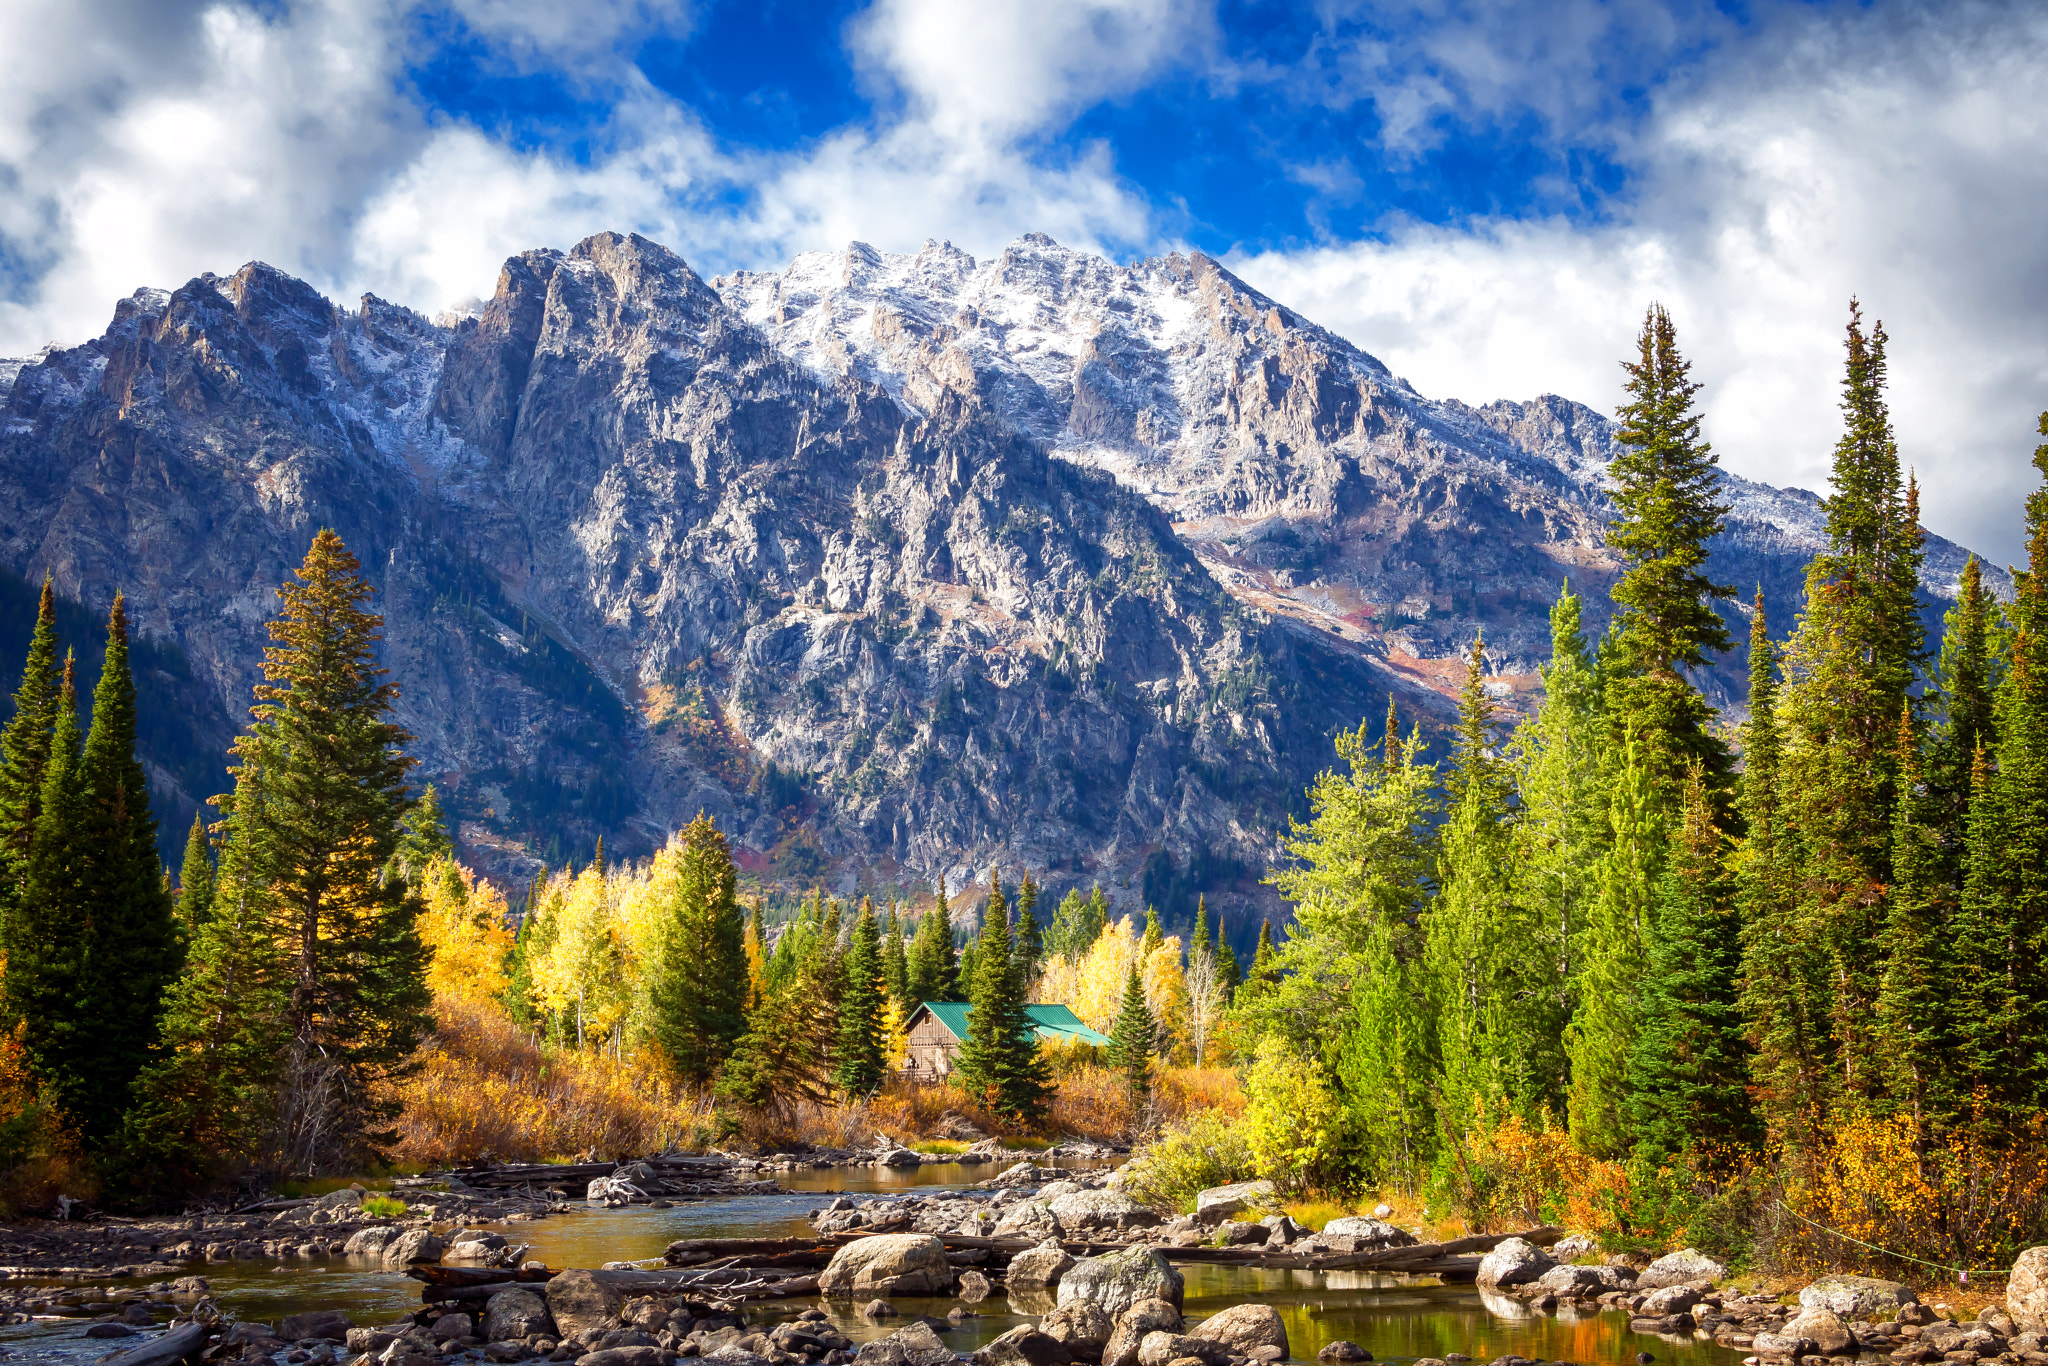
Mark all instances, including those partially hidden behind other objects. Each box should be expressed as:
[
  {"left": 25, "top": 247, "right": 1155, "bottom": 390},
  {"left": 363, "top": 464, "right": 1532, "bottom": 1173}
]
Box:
[
  {"left": 409, "top": 1265, "right": 552, "bottom": 1288},
  {"left": 99, "top": 1321, "right": 208, "bottom": 1366}
]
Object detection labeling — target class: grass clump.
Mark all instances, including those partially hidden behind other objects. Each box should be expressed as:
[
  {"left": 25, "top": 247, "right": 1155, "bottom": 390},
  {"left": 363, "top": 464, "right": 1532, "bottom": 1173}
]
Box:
[{"left": 361, "top": 1194, "right": 408, "bottom": 1218}]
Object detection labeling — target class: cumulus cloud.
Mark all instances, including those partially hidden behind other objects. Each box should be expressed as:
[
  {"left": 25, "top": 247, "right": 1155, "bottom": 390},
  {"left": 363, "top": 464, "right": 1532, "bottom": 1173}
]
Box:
[{"left": 1235, "top": 0, "right": 2048, "bottom": 566}]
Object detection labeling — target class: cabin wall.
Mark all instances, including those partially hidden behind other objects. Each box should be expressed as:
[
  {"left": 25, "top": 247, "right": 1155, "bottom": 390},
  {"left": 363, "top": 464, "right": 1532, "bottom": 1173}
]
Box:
[{"left": 904, "top": 1016, "right": 961, "bottom": 1081}]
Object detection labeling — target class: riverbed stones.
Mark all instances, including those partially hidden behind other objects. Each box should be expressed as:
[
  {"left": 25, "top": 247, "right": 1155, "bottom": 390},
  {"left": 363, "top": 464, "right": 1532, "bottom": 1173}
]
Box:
[
  {"left": 1041, "top": 1303, "right": 1114, "bottom": 1361},
  {"left": 2013, "top": 1248, "right": 2048, "bottom": 1332},
  {"left": 484, "top": 1289, "right": 555, "bottom": 1341},
  {"left": 977, "top": 1325, "right": 1075, "bottom": 1366},
  {"left": 853, "top": 1321, "right": 954, "bottom": 1366},
  {"left": 1136, "top": 1333, "right": 1232, "bottom": 1366},
  {"left": 578, "top": 1349, "right": 666, "bottom": 1366},
  {"left": 1783, "top": 1306, "right": 1853, "bottom": 1355},
  {"left": 1102, "top": 1300, "right": 1184, "bottom": 1366},
  {"left": 545, "top": 1269, "right": 625, "bottom": 1341},
  {"left": 1011, "top": 1239, "right": 1077, "bottom": 1290},
  {"left": 344, "top": 1227, "right": 397, "bottom": 1257},
  {"left": 1475, "top": 1237, "right": 1553, "bottom": 1289},
  {"left": 880, "top": 1149, "right": 923, "bottom": 1168},
  {"left": 1634, "top": 1248, "right": 1725, "bottom": 1289},
  {"left": 1052, "top": 1191, "right": 1162, "bottom": 1234},
  {"left": 820, "top": 1234, "right": 955, "bottom": 1297},
  {"left": 1320, "top": 1217, "right": 1417, "bottom": 1251},
  {"left": 1193, "top": 1181, "right": 1276, "bottom": 1224},
  {"left": 861, "top": 1300, "right": 899, "bottom": 1320},
  {"left": 1316, "top": 1343, "right": 1370, "bottom": 1362},
  {"left": 1189, "top": 1304, "right": 1287, "bottom": 1356},
  {"left": 1796, "top": 1274, "right": 1916, "bottom": 1319},
  {"left": 381, "top": 1230, "right": 447, "bottom": 1266},
  {"left": 1530, "top": 1264, "right": 1615, "bottom": 1296},
  {"left": 282, "top": 1309, "right": 354, "bottom": 1341},
  {"left": 995, "top": 1200, "right": 1061, "bottom": 1239},
  {"left": 1059, "top": 1249, "right": 1184, "bottom": 1319},
  {"left": 959, "top": 1269, "right": 992, "bottom": 1303}
]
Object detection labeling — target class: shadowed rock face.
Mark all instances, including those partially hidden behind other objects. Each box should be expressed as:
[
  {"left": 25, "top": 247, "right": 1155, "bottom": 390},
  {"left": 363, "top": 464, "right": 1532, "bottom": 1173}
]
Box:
[{"left": 0, "top": 230, "right": 2000, "bottom": 924}]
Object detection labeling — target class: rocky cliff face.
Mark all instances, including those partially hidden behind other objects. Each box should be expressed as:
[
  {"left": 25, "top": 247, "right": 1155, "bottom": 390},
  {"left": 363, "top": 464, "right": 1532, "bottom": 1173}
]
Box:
[{"left": 0, "top": 230, "right": 2001, "bottom": 932}]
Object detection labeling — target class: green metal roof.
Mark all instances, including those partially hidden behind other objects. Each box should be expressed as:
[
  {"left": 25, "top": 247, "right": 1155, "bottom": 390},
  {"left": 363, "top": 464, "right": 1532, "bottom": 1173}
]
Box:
[{"left": 914, "top": 1001, "right": 1111, "bottom": 1048}]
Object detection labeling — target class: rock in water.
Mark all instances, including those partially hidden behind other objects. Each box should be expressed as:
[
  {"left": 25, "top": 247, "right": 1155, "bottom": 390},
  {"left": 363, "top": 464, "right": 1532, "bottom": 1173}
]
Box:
[
  {"left": 1634, "top": 1248, "right": 1726, "bottom": 1289},
  {"left": 975, "top": 1327, "right": 1074, "bottom": 1366},
  {"left": 1058, "top": 1248, "right": 1185, "bottom": 1317},
  {"left": 281, "top": 1310, "right": 354, "bottom": 1341},
  {"left": 381, "top": 1230, "right": 447, "bottom": 1267},
  {"left": 484, "top": 1289, "right": 554, "bottom": 1342},
  {"left": 959, "top": 1269, "right": 992, "bottom": 1303},
  {"left": 1317, "top": 1344, "right": 1370, "bottom": 1362},
  {"left": 819, "top": 1234, "right": 955, "bottom": 1297},
  {"left": 1475, "top": 1237, "right": 1553, "bottom": 1289},
  {"left": 1101, "top": 1300, "right": 1184, "bottom": 1366},
  {"left": 1798, "top": 1274, "right": 1916, "bottom": 1319},
  {"left": 343, "top": 1227, "right": 396, "bottom": 1257},
  {"left": 546, "top": 1269, "right": 624, "bottom": 1341},
  {"left": 1321, "top": 1217, "right": 1417, "bottom": 1248},
  {"left": 1187, "top": 1305, "right": 1286, "bottom": 1356},
  {"left": 1135, "top": 1334, "right": 1230, "bottom": 1366},
  {"left": 1008, "top": 1238, "right": 1076, "bottom": 1290},
  {"left": 1783, "top": 1307, "right": 1853, "bottom": 1356},
  {"left": 1049, "top": 1191, "right": 1163, "bottom": 1234},
  {"left": 853, "top": 1322, "right": 955, "bottom": 1366},
  {"left": 1040, "top": 1303, "right": 1114, "bottom": 1362}
]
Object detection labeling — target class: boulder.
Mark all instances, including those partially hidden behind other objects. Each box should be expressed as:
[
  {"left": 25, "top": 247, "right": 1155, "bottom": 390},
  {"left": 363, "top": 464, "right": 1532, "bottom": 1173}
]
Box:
[
  {"left": 1797, "top": 1273, "right": 1916, "bottom": 1319},
  {"left": 1639, "top": 1286, "right": 1700, "bottom": 1316},
  {"left": 1052, "top": 1191, "right": 1163, "bottom": 1234},
  {"left": 994, "top": 1200, "right": 1062, "bottom": 1239},
  {"left": 991, "top": 1161, "right": 1052, "bottom": 1187},
  {"left": 1058, "top": 1248, "right": 1185, "bottom": 1318},
  {"left": 1634, "top": 1247, "right": 1726, "bottom": 1289},
  {"left": 1530, "top": 1264, "right": 1612, "bottom": 1295},
  {"left": 1316, "top": 1344, "right": 1371, "bottom": 1362},
  {"left": 959, "top": 1269, "right": 992, "bottom": 1303},
  {"left": 975, "top": 1326, "right": 1074, "bottom": 1366},
  {"left": 1475, "top": 1237, "right": 1553, "bottom": 1289},
  {"left": 1322, "top": 1217, "right": 1418, "bottom": 1248},
  {"left": 282, "top": 1310, "right": 354, "bottom": 1342},
  {"left": 1101, "top": 1300, "right": 1185, "bottom": 1366},
  {"left": 546, "top": 1269, "right": 625, "bottom": 1341},
  {"left": 347, "top": 1328, "right": 402, "bottom": 1354},
  {"left": 820, "top": 1234, "right": 955, "bottom": 1297},
  {"left": 1135, "top": 1334, "right": 1229, "bottom": 1366},
  {"left": 1258, "top": 1215, "right": 1306, "bottom": 1246},
  {"left": 881, "top": 1149, "right": 924, "bottom": 1168},
  {"left": 1551, "top": 1233, "right": 1599, "bottom": 1260},
  {"left": 1041, "top": 1303, "right": 1115, "bottom": 1361},
  {"left": 1009, "top": 1238, "right": 1077, "bottom": 1290},
  {"left": 860, "top": 1300, "right": 898, "bottom": 1320},
  {"left": 1188, "top": 1304, "right": 1287, "bottom": 1357},
  {"left": 382, "top": 1230, "right": 447, "bottom": 1266},
  {"left": 1193, "top": 1181, "right": 1277, "bottom": 1224},
  {"left": 1784, "top": 1307, "right": 1853, "bottom": 1356},
  {"left": 343, "top": 1226, "right": 397, "bottom": 1257},
  {"left": 853, "top": 1322, "right": 955, "bottom": 1366},
  {"left": 85, "top": 1324, "right": 137, "bottom": 1339},
  {"left": 484, "top": 1289, "right": 555, "bottom": 1342},
  {"left": 1215, "top": 1221, "right": 1267, "bottom": 1246},
  {"left": 704, "top": 1351, "right": 772, "bottom": 1366},
  {"left": 2014, "top": 1247, "right": 2048, "bottom": 1333},
  {"left": 577, "top": 1350, "right": 665, "bottom": 1366}
]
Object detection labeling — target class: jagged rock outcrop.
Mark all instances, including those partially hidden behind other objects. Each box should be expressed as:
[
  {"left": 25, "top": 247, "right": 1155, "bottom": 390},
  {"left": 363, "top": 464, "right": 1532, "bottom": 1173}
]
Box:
[{"left": 0, "top": 230, "right": 2003, "bottom": 928}]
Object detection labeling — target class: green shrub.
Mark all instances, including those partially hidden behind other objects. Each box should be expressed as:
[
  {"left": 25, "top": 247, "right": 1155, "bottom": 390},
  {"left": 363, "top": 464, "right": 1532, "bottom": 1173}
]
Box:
[
  {"left": 1120, "top": 1110, "right": 1256, "bottom": 1213},
  {"left": 362, "top": 1194, "right": 408, "bottom": 1218},
  {"left": 1243, "top": 1038, "right": 1349, "bottom": 1194}
]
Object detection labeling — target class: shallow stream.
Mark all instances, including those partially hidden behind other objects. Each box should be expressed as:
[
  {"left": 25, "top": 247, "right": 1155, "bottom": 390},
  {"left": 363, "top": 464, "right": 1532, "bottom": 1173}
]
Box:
[{"left": 1, "top": 1164, "right": 1747, "bottom": 1366}]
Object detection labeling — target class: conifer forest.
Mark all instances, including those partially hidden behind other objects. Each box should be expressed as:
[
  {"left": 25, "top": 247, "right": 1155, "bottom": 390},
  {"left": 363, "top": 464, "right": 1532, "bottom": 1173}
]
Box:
[{"left": 3, "top": 300, "right": 2047, "bottom": 1287}]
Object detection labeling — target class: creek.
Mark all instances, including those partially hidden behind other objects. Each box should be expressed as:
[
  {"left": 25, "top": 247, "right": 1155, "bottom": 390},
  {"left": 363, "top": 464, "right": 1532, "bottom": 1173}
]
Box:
[{"left": 0, "top": 1165, "right": 1746, "bottom": 1366}]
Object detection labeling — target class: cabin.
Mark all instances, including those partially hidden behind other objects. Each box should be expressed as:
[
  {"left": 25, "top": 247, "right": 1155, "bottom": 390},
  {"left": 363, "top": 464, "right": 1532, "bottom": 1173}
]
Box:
[{"left": 902, "top": 1001, "right": 1111, "bottom": 1080}]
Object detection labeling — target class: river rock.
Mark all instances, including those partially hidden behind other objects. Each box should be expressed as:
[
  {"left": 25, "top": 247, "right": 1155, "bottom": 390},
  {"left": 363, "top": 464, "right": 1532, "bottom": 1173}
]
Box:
[
  {"left": 1136, "top": 1334, "right": 1230, "bottom": 1366},
  {"left": 579, "top": 1350, "right": 666, "bottom": 1366},
  {"left": 1530, "top": 1264, "right": 1612, "bottom": 1295},
  {"left": 344, "top": 1226, "right": 397, "bottom": 1257},
  {"left": 1640, "top": 1286, "right": 1700, "bottom": 1316},
  {"left": 1011, "top": 1238, "right": 1077, "bottom": 1289},
  {"left": 1784, "top": 1306, "right": 1853, "bottom": 1355},
  {"left": 282, "top": 1310, "right": 354, "bottom": 1341},
  {"left": 1051, "top": 1191, "right": 1164, "bottom": 1233},
  {"left": 992, "top": 1162, "right": 1053, "bottom": 1187},
  {"left": 959, "top": 1269, "right": 992, "bottom": 1303},
  {"left": 1797, "top": 1273, "right": 1915, "bottom": 1319},
  {"left": 880, "top": 1149, "right": 923, "bottom": 1168},
  {"left": 1041, "top": 1303, "right": 1114, "bottom": 1361},
  {"left": 1059, "top": 1248, "right": 1185, "bottom": 1317},
  {"left": 485, "top": 1289, "right": 555, "bottom": 1341},
  {"left": 1551, "top": 1233, "right": 1599, "bottom": 1259},
  {"left": 1635, "top": 1247, "right": 1725, "bottom": 1289},
  {"left": 1188, "top": 1304, "right": 1287, "bottom": 1356},
  {"left": 853, "top": 1322, "right": 954, "bottom": 1366},
  {"left": 1216, "top": 1221, "right": 1267, "bottom": 1246},
  {"left": 1194, "top": 1181, "right": 1276, "bottom": 1224},
  {"left": 1259, "top": 1215, "right": 1305, "bottom": 1245},
  {"left": 821, "top": 1234, "right": 955, "bottom": 1297},
  {"left": 976, "top": 1326, "right": 1074, "bottom": 1366},
  {"left": 2014, "top": 1247, "right": 2048, "bottom": 1332},
  {"left": 546, "top": 1269, "right": 625, "bottom": 1341},
  {"left": 1102, "top": 1300, "right": 1184, "bottom": 1366},
  {"left": 1322, "top": 1217, "right": 1418, "bottom": 1248},
  {"left": 382, "top": 1230, "right": 447, "bottom": 1266},
  {"left": 1475, "top": 1237, "right": 1553, "bottom": 1288},
  {"left": 995, "top": 1200, "right": 1062, "bottom": 1239},
  {"left": 1316, "top": 1343, "right": 1370, "bottom": 1362}
]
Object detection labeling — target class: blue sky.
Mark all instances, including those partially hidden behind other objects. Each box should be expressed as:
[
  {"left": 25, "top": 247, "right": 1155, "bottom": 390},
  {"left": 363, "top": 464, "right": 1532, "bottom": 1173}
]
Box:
[{"left": 0, "top": 0, "right": 2043, "bottom": 563}]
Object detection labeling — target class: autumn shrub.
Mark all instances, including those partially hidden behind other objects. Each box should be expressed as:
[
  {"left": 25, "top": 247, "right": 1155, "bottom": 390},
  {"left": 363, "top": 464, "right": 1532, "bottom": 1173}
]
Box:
[
  {"left": 1430, "top": 1101, "right": 1581, "bottom": 1233},
  {"left": 1768, "top": 1110, "right": 2048, "bottom": 1278},
  {"left": 1243, "top": 1038, "right": 1349, "bottom": 1193},
  {"left": 1047, "top": 1065, "right": 1138, "bottom": 1140},
  {"left": 0, "top": 1025, "right": 89, "bottom": 1216},
  {"left": 1120, "top": 1108, "right": 1258, "bottom": 1212}
]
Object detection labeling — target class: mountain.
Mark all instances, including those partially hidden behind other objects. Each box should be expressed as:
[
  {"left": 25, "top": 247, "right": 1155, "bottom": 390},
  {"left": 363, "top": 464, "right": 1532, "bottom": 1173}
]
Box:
[{"left": 0, "top": 231, "right": 2002, "bottom": 936}]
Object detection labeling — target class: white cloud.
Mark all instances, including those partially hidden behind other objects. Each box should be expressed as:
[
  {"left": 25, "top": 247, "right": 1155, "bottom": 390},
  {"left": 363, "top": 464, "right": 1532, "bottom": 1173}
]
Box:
[{"left": 1233, "top": 1, "right": 2048, "bottom": 567}]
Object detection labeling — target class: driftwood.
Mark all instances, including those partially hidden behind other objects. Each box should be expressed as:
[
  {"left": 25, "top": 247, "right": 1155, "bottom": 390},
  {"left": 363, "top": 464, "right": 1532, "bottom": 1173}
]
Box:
[
  {"left": 98, "top": 1322, "right": 208, "bottom": 1366},
  {"left": 420, "top": 1156, "right": 745, "bottom": 1191}
]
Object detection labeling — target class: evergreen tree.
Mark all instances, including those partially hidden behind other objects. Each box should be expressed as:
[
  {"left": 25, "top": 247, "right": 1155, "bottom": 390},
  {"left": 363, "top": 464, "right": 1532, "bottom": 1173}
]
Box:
[
  {"left": 7, "top": 655, "right": 86, "bottom": 1113},
  {"left": 1250, "top": 920, "right": 1277, "bottom": 984},
  {"left": 954, "top": 870, "right": 1051, "bottom": 1121},
  {"left": 389, "top": 784, "right": 454, "bottom": 886},
  {"left": 1191, "top": 897, "right": 1210, "bottom": 964},
  {"left": 1215, "top": 914, "right": 1240, "bottom": 994},
  {"left": 719, "top": 953, "right": 836, "bottom": 1109},
  {"left": 1014, "top": 874, "right": 1042, "bottom": 984},
  {"left": 1951, "top": 745, "right": 2022, "bottom": 1113},
  {"left": 1106, "top": 963, "right": 1154, "bottom": 1096},
  {"left": 1926, "top": 555, "right": 2004, "bottom": 844},
  {"left": 648, "top": 813, "right": 750, "bottom": 1084},
  {"left": 1870, "top": 706, "right": 1950, "bottom": 1124},
  {"left": 0, "top": 574, "right": 59, "bottom": 946},
  {"left": 1566, "top": 732, "right": 1660, "bottom": 1158},
  {"left": 1605, "top": 303, "right": 1736, "bottom": 794},
  {"left": 67, "top": 592, "right": 181, "bottom": 1143},
  {"left": 833, "top": 897, "right": 888, "bottom": 1096},
  {"left": 1141, "top": 905, "right": 1162, "bottom": 955},
  {"left": 882, "top": 905, "right": 910, "bottom": 1006},
  {"left": 1046, "top": 884, "right": 1108, "bottom": 961},
  {"left": 214, "top": 530, "right": 432, "bottom": 1171},
  {"left": 175, "top": 811, "right": 215, "bottom": 935},
  {"left": 1625, "top": 765, "right": 1756, "bottom": 1160}
]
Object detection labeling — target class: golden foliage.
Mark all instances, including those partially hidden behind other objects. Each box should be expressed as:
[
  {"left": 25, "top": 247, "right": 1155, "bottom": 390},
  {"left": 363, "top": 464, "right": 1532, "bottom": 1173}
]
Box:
[
  {"left": 1033, "top": 916, "right": 1190, "bottom": 1058},
  {"left": 418, "top": 860, "right": 514, "bottom": 1003},
  {"left": 0, "top": 1022, "right": 89, "bottom": 1214}
]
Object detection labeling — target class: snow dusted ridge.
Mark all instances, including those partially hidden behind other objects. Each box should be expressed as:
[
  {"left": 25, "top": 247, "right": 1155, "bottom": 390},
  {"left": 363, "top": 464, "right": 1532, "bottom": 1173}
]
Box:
[{"left": 715, "top": 233, "right": 1999, "bottom": 605}]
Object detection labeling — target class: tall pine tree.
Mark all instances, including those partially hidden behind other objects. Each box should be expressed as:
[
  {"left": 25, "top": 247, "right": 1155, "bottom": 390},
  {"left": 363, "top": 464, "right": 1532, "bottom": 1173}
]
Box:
[
  {"left": 954, "top": 870, "right": 1051, "bottom": 1121},
  {"left": 832, "top": 897, "right": 887, "bottom": 1096},
  {"left": 649, "top": 813, "right": 751, "bottom": 1084},
  {"left": 176, "top": 812, "right": 216, "bottom": 935},
  {"left": 0, "top": 574, "right": 60, "bottom": 950},
  {"left": 1107, "top": 964, "right": 1153, "bottom": 1097}
]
